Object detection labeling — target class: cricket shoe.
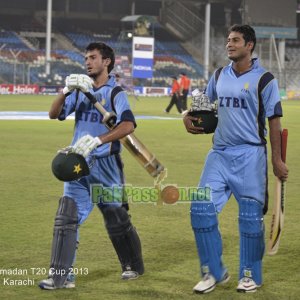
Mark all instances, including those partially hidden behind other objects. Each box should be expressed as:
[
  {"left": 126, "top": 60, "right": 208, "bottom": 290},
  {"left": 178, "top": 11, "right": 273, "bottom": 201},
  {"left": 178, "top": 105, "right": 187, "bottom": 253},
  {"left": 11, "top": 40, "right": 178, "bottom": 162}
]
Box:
[
  {"left": 121, "top": 266, "right": 140, "bottom": 280},
  {"left": 193, "top": 272, "right": 230, "bottom": 294},
  {"left": 38, "top": 272, "right": 75, "bottom": 290},
  {"left": 121, "top": 270, "right": 140, "bottom": 280},
  {"left": 237, "top": 277, "right": 261, "bottom": 293}
]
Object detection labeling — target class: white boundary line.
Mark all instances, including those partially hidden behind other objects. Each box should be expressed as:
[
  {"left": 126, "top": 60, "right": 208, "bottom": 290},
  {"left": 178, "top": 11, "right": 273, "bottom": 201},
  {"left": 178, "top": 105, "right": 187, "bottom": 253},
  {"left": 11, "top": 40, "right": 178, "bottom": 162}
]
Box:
[{"left": 0, "top": 111, "right": 182, "bottom": 121}]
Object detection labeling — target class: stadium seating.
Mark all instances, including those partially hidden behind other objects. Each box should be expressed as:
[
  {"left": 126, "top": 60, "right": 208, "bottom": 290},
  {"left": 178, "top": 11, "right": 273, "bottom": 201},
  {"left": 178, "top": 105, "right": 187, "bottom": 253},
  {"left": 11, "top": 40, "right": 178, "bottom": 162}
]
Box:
[
  {"left": 0, "top": 31, "right": 29, "bottom": 50},
  {"left": 1, "top": 22, "right": 299, "bottom": 91},
  {"left": 284, "top": 44, "right": 300, "bottom": 90},
  {"left": 0, "top": 27, "right": 204, "bottom": 86}
]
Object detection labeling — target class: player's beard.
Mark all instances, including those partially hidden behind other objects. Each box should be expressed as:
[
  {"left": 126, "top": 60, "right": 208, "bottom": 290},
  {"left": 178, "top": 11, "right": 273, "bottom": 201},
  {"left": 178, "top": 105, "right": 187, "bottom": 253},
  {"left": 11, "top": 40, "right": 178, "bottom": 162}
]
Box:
[
  {"left": 228, "top": 51, "right": 247, "bottom": 62},
  {"left": 87, "top": 65, "right": 107, "bottom": 80},
  {"left": 88, "top": 70, "right": 100, "bottom": 80},
  {"left": 89, "top": 74, "right": 97, "bottom": 80}
]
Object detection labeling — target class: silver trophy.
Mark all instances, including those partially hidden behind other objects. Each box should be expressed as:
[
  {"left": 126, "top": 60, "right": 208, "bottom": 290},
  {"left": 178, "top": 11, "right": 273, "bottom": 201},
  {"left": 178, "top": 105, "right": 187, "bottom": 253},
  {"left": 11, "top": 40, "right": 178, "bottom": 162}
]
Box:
[
  {"left": 188, "top": 89, "right": 218, "bottom": 134},
  {"left": 190, "top": 88, "right": 217, "bottom": 112}
]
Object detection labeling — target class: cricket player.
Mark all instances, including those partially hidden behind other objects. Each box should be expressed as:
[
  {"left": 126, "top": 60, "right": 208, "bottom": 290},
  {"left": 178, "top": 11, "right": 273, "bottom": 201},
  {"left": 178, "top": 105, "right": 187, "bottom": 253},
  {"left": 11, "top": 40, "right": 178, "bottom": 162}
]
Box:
[
  {"left": 183, "top": 25, "right": 288, "bottom": 293},
  {"left": 39, "top": 42, "right": 144, "bottom": 290}
]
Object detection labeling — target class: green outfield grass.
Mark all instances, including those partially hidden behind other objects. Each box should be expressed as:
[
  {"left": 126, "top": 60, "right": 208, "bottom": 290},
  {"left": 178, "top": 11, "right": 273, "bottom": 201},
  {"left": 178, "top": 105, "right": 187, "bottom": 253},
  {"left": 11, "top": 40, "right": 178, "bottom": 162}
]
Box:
[{"left": 0, "top": 95, "right": 299, "bottom": 300}]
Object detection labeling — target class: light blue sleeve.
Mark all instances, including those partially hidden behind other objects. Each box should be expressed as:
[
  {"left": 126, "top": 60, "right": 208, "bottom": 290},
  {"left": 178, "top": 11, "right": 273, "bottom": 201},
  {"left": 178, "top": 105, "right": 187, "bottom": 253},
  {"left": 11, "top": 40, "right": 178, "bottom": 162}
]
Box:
[
  {"left": 114, "top": 91, "right": 136, "bottom": 126},
  {"left": 261, "top": 78, "right": 282, "bottom": 118},
  {"left": 204, "top": 72, "right": 218, "bottom": 103},
  {"left": 58, "top": 92, "right": 77, "bottom": 120}
]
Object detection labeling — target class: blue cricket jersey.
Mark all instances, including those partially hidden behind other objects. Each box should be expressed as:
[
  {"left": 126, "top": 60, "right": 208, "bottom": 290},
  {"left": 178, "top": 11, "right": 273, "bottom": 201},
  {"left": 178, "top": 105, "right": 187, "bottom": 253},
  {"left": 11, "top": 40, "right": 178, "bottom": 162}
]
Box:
[
  {"left": 205, "top": 58, "right": 282, "bottom": 149},
  {"left": 58, "top": 75, "right": 136, "bottom": 157}
]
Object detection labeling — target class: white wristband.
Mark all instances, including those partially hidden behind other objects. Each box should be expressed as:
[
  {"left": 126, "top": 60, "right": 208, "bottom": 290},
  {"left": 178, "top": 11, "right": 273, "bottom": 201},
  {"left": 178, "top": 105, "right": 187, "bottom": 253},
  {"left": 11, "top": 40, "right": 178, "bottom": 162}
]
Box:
[
  {"left": 95, "top": 136, "right": 102, "bottom": 146},
  {"left": 63, "top": 86, "right": 72, "bottom": 96}
]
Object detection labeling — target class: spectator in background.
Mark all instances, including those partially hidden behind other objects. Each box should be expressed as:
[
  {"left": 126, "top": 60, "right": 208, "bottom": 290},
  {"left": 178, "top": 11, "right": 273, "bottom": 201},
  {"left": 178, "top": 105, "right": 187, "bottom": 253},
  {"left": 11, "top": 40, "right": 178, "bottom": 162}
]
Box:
[
  {"left": 179, "top": 72, "right": 191, "bottom": 113},
  {"left": 164, "top": 76, "right": 182, "bottom": 114}
]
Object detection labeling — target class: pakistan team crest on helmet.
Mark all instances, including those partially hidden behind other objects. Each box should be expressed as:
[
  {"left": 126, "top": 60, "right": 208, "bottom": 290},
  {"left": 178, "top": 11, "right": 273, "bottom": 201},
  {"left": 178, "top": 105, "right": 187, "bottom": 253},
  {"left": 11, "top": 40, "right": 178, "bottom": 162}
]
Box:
[{"left": 52, "top": 148, "right": 90, "bottom": 182}]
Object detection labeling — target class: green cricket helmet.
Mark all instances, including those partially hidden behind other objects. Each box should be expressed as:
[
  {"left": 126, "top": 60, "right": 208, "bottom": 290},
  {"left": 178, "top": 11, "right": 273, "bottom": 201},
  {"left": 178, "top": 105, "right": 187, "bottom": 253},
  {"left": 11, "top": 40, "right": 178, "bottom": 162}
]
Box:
[
  {"left": 188, "top": 110, "right": 218, "bottom": 134},
  {"left": 51, "top": 148, "right": 90, "bottom": 182}
]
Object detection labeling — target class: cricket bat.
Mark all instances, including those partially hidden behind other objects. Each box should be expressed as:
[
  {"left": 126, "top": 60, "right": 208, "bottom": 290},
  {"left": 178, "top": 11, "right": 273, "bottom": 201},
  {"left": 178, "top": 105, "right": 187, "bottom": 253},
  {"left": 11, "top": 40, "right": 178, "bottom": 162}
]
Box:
[
  {"left": 84, "top": 92, "right": 166, "bottom": 180},
  {"left": 267, "top": 128, "right": 288, "bottom": 255}
]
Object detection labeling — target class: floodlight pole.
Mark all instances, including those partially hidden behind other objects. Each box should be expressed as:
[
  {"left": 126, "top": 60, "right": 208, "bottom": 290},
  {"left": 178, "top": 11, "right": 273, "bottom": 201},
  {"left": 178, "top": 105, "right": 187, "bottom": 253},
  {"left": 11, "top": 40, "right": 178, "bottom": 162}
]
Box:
[
  {"left": 278, "top": 39, "right": 285, "bottom": 70},
  {"left": 131, "top": 1, "right": 135, "bottom": 15},
  {"left": 45, "top": 0, "right": 52, "bottom": 75},
  {"left": 269, "top": 34, "right": 273, "bottom": 71},
  {"left": 204, "top": 2, "right": 211, "bottom": 81}
]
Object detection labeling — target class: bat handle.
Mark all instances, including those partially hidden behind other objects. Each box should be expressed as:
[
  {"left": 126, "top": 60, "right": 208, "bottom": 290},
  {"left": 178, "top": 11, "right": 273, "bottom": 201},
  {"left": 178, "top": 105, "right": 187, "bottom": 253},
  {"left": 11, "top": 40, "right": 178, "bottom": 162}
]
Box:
[
  {"left": 84, "top": 92, "right": 117, "bottom": 128},
  {"left": 84, "top": 92, "right": 97, "bottom": 104}
]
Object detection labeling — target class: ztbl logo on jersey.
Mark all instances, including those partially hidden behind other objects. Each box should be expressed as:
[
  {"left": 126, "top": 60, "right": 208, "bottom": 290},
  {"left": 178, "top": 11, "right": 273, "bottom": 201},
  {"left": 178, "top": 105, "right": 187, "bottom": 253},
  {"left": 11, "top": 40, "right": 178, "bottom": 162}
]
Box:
[
  {"left": 76, "top": 111, "right": 103, "bottom": 123},
  {"left": 219, "top": 96, "right": 248, "bottom": 109}
]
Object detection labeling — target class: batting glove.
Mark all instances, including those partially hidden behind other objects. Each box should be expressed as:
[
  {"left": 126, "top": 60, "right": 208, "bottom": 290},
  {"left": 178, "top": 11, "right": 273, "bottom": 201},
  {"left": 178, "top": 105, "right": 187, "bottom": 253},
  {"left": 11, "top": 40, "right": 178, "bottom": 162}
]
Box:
[
  {"left": 63, "top": 74, "right": 77, "bottom": 96},
  {"left": 72, "top": 134, "right": 102, "bottom": 158},
  {"left": 64, "top": 74, "right": 94, "bottom": 95},
  {"left": 77, "top": 74, "right": 94, "bottom": 93}
]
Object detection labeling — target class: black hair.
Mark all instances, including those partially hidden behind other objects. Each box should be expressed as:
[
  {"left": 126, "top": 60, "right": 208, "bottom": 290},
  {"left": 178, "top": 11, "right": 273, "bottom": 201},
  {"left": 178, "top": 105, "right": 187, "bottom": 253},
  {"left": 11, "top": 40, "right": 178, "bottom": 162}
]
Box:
[
  {"left": 86, "top": 42, "right": 115, "bottom": 73},
  {"left": 228, "top": 24, "right": 256, "bottom": 53}
]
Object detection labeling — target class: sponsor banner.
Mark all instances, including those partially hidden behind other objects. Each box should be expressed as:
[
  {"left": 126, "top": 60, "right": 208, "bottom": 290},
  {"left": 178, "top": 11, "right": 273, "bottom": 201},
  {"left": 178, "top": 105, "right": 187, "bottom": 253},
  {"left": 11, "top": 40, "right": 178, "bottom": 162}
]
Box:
[
  {"left": 253, "top": 26, "right": 298, "bottom": 39},
  {"left": 133, "top": 86, "right": 169, "bottom": 96},
  {"left": 132, "top": 36, "right": 154, "bottom": 79},
  {"left": 132, "top": 58, "right": 153, "bottom": 78},
  {"left": 39, "top": 86, "right": 62, "bottom": 94},
  {"left": 144, "top": 87, "right": 165, "bottom": 95},
  {"left": 0, "top": 84, "right": 39, "bottom": 94},
  {"left": 132, "top": 37, "right": 155, "bottom": 59},
  {"left": 143, "top": 86, "right": 169, "bottom": 96},
  {"left": 0, "top": 85, "right": 11, "bottom": 94}
]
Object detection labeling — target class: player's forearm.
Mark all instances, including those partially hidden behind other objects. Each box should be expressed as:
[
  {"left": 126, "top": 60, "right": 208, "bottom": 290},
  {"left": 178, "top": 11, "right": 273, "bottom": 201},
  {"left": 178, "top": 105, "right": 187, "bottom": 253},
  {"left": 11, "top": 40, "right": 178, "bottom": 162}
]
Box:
[
  {"left": 49, "top": 94, "right": 66, "bottom": 119},
  {"left": 268, "top": 117, "right": 282, "bottom": 163},
  {"left": 98, "top": 121, "right": 134, "bottom": 144}
]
